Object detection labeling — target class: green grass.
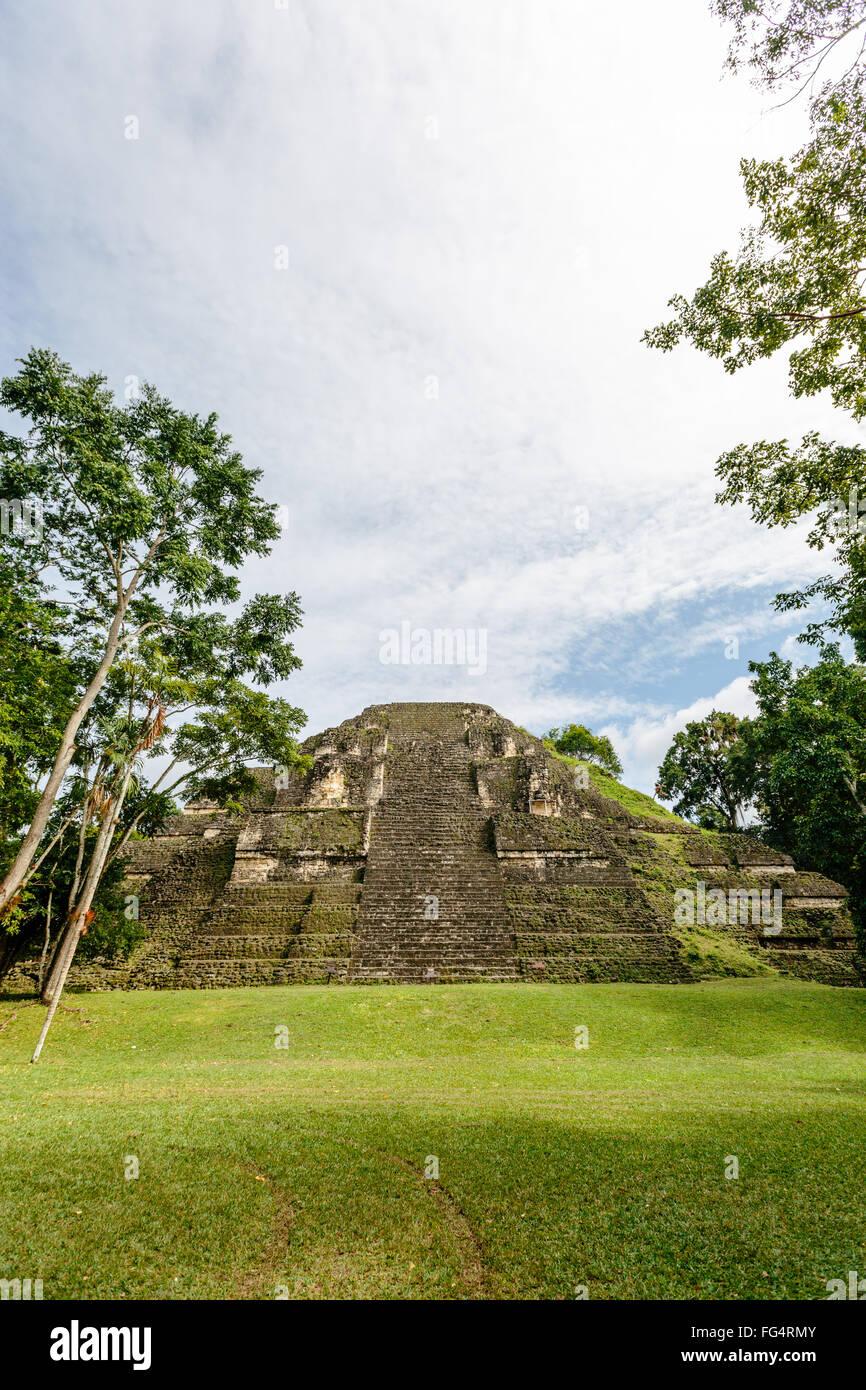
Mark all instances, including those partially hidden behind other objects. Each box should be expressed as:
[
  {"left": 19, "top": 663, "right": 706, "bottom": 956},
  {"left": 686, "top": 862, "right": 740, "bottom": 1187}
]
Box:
[
  {"left": 1, "top": 980, "right": 863, "bottom": 1300},
  {"left": 670, "top": 925, "right": 778, "bottom": 978},
  {"left": 545, "top": 745, "right": 681, "bottom": 822}
]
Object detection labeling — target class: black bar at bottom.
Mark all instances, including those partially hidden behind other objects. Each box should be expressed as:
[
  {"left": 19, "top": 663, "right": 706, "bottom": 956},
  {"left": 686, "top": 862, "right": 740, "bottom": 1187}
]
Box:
[{"left": 6, "top": 1298, "right": 859, "bottom": 1376}]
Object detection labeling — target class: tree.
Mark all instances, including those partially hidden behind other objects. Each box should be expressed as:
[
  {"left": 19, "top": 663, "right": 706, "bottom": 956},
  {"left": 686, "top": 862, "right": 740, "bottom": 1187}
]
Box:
[
  {"left": 646, "top": 2, "right": 866, "bottom": 958},
  {"left": 0, "top": 347, "right": 292, "bottom": 914},
  {"left": 546, "top": 724, "right": 624, "bottom": 778},
  {"left": 712, "top": 2, "right": 866, "bottom": 95},
  {"left": 655, "top": 711, "right": 752, "bottom": 829},
  {"left": 0, "top": 799, "right": 149, "bottom": 993},
  {"left": 740, "top": 644, "right": 866, "bottom": 943},
  {"left": 36, "top": 648, "right": 307, "bottom": 988},
  {"left": 30, "top": 645, "right": 307, "bottom": 1058},
  {"left": 645, "top": 2, "right": 866, "bottom": 653},
  {"left": 0, "top": 550, "right": 77, "bottom": 856},
  {"left": 0, "top": 348, "right": 308, "bottom": 1058}
]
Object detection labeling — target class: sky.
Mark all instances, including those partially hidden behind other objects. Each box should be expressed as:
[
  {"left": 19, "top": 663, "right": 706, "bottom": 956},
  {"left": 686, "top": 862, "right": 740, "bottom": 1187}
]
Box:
[{"left": 0, "top": 0, "right": 856, "bottom": 795}]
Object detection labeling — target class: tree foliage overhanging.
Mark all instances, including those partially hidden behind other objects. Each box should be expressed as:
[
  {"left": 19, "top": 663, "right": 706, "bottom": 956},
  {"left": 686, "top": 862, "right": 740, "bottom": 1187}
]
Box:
[
  {"left": 649, "top": 2, "right": 866, "bottom": 955},
  {"left": 646, "top": 0, "right": 866, "bottom": 656}
]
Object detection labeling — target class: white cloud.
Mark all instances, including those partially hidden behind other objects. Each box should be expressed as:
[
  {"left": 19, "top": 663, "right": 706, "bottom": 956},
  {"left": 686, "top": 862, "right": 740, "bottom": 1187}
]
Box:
[
  {"left": 609, "top": 676, "right": 760, "bottom": 797},
  {"left": 0, "top": 0, "right": 850, "bottom": 766}
]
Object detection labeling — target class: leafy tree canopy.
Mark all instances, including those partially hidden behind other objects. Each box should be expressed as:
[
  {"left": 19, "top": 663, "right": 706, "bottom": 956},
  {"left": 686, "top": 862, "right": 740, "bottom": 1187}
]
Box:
[
  {"left": 740, "top": 644, "right": 866, "bottom": 937},
  {"left": 0, "top": 347, "right": 304, "bottom": 913},
  {"left": 655, "top": 711, "right": 752, "bottom": 829},
  {"left": 0, "top": 348, "right": 308, "bottom": 1021},
  {"left": 0, "top": 552, "right": 77, "bottom": 847},
  {"left": 546, "top": 724, "right": 624, "bottom": 778},
  {"left": 712, "top": 1, "right": 866, "bottom": 93},
  {"left": 646, "top": 1, "right": 866, "bottom": 655}
]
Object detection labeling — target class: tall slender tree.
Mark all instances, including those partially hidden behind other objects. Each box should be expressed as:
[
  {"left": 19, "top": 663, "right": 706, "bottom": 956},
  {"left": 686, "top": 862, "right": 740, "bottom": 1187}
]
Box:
[
  {"left": 0, "top": 348, "right": 296, "bottom": 912},
  {"left": 0, "top": 349, "right": 309, "bottom": 1058}
]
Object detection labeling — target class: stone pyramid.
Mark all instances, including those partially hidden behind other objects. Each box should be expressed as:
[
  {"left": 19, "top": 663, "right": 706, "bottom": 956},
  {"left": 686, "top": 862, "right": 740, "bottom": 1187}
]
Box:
[{"left": 20, "top": 702, "right": 860, "bottom": 991}]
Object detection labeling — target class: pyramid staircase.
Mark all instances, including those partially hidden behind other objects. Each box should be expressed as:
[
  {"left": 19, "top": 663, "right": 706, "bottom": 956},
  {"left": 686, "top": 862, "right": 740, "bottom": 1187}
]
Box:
[{"left": 349, "top": 711, "right": 518, "bottom": 982}]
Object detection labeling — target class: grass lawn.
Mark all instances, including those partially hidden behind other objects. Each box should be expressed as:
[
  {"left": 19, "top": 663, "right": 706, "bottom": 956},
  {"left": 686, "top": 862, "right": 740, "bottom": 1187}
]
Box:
[{"left": 0, "top": 979, "right": 863, "bottom": 1301}]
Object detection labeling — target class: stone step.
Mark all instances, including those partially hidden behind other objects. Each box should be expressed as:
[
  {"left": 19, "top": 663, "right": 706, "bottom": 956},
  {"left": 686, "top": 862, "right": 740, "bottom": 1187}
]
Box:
[
  {"left": 183, "top": 933, "right": 355, "bottom": 959},
  {"left": 761, "top": 947, "right": 862, "bottom": 986},
  {"left": 171, "top": 958, "right": 351, "bottom": 988},
  {"left": 350, "top": 967, "right": 521, "bottom": 983}
]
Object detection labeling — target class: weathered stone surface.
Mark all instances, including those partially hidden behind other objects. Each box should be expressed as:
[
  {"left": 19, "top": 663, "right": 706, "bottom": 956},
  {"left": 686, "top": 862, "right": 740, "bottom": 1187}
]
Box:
[{"left": 7, "top": 702, "right": 862, "bottom": 991}]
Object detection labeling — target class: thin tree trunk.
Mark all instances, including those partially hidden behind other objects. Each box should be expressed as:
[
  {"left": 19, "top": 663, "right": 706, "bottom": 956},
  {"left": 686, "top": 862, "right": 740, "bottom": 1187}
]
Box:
[
  {"left": 1, "top": 741, "right": 77, "bottom": 911},
  {"left": 34, "top": 875, "right": 116, "bottom": 1063},
  {"left": 0, "top": 622, "right": 126, "bottom": 913},
  {"left": 0, "top": 549, "right": 160, "bottom": 915},
  {"left": 41, "top": 766, "right": 134, "bottom": 1008},
  {"left": 31, "top": 939, "right": 79, "bottom": 1063},
  {"left": 41, "top": 910, "right": 83, "bottom": 1006},
  {"left": 67, "top": 757, "right": 95, "bottom": 915},
  {"left": 104, "top": 760, "right": 196, "bottom": 869},
  {"left": 37, "top": 887, "right": 53, "bottom": 994},
  {"left": 31, "top": 693, "right": 166, "bottom": 1055}
]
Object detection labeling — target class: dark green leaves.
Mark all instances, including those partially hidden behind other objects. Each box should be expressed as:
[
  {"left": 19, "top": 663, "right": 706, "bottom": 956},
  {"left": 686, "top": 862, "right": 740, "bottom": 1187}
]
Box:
[
  {"left": 545, "top": 724, "right": 624, "bottom": 778},
  {"left": 646, "top": 9, "right": 866, "bottom": 656},
  {"left": 656, "top": 712, "right": 752, "bottom": 829}
]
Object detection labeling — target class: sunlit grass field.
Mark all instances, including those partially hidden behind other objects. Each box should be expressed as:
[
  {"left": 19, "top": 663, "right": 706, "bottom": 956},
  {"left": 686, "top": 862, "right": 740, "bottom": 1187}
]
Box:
[{"left": 0, "top": 979, "right": 863, "bottom": 1300}]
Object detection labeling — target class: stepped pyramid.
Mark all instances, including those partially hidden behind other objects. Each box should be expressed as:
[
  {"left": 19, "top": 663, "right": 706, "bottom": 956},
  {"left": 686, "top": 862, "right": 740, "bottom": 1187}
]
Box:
[{"left": 15, "top": 702, "right": 861, "bottom": 991}]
